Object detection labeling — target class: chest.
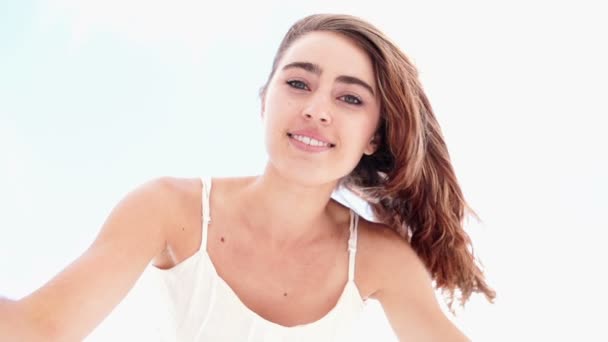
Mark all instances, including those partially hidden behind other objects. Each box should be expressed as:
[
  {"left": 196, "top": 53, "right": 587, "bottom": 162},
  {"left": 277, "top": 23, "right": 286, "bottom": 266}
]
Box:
[{"left": 204, "top": 220, "right": 351, "bottom": 326}]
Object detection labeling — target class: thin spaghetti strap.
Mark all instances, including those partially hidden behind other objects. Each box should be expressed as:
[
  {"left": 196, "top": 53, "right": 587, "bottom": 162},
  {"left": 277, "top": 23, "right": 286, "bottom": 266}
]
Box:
[
  {"left": 200, "top": 177, "right": 213, "bottom": 252},
  {"left": 347, "top": 210, "right": 359, "bottom": 282}
]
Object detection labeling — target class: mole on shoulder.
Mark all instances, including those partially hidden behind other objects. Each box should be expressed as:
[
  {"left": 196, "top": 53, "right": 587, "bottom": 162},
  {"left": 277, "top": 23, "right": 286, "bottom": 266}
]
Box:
[
  {"left": 283, "top": 292, "right": 287, "bottom": 297},
  {"left": 220, "top": 237, "right": 225, "bottom": 243}
]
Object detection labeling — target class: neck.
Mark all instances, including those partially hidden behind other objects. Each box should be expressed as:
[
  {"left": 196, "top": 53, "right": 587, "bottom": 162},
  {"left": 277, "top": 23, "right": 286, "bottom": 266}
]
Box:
[{"left": 240, "top": 164, "right": 339, "bottom": 248}]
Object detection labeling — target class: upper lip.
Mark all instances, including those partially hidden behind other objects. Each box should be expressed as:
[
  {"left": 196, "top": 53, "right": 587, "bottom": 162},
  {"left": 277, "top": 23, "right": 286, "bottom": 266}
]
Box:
[{"left": 287, "top": 129, "right": 335, "bottom": 146}]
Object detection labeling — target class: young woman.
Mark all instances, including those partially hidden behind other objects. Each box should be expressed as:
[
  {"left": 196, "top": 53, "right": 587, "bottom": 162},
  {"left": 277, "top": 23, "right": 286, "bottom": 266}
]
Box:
[{"left": 0, "top": 14, "right": 494, "bottom": 341}]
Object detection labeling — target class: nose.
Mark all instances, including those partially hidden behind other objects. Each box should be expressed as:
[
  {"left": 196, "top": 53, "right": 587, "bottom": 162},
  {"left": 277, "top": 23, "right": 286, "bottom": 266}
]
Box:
[
  {"left": 303, "top": 112, "right": 331, "bottom": 124},
  {"left": 302, "top": 94, "right": 332, "bottom": 125}
]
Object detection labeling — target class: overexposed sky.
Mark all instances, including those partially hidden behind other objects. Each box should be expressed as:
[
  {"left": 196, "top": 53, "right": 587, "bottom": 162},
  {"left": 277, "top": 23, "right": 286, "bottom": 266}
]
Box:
[{"left": 1, "top": 0, "right": 607, "bottom": 340}]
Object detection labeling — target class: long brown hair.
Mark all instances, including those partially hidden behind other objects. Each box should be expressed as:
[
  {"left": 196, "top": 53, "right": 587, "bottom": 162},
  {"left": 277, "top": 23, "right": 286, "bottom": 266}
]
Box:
[{"left": 261, "top": 14, "right": 495, "bottom": 309}]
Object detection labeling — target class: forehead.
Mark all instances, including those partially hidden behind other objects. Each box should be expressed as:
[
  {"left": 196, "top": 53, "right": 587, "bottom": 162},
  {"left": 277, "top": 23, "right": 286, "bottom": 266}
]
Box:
[{"left": 278, "top": 31, "right": 376, "bottom": 86}]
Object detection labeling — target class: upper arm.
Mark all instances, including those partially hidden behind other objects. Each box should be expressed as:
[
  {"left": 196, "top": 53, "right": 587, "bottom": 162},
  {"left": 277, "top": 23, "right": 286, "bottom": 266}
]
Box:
[
  {"left": 371, "top": 229, "right": 469, "bottom": 342},
  {"left": 17, "top": 177, "right": 180, "bottom": 341}
]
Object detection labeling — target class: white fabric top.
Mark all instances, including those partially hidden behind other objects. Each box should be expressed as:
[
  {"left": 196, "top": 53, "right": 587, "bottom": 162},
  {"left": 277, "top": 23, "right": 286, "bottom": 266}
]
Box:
[{"left": 150, "top": 177, "right": 367, "bottom": 341}]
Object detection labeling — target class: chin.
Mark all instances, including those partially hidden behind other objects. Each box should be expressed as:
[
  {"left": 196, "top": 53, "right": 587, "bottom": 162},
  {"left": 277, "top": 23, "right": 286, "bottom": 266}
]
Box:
[{"left": 264, "top": 136, "right": 354, "bottom": 187}]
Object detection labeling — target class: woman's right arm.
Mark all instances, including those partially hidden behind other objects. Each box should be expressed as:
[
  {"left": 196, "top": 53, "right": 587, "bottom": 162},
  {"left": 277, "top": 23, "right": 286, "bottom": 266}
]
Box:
[{"left": 0, "top": 177, "right": 179, "bottom": 341}]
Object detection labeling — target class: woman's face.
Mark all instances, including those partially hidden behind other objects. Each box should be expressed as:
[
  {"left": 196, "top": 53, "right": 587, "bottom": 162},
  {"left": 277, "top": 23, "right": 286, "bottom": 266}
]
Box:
[{"left": 262, "top": 31, "right": 381, "bottom": 186}]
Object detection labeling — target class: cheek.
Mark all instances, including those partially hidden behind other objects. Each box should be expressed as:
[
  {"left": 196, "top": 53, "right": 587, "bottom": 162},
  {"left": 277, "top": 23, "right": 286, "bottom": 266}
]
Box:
[
  {"left": 347, "top": 119, "right": 378, "bottom": 147},
  {"left": 263, "top": 99, "right": 294, "bottom": 139},
  {"left": 266, "top": 86, "right": 294, "bottom": 113}
]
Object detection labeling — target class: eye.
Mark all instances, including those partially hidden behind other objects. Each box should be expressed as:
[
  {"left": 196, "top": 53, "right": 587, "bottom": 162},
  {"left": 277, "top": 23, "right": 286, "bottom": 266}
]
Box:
[
  {"left": 339, "top": 94, "right": 363, "bottom": 105},
  {"left": 286, "top": 80, "right": 309, "bottom": 90}
]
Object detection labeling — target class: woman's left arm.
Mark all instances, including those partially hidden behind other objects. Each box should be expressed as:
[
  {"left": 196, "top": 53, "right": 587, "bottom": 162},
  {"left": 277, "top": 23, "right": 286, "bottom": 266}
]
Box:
[{"left": 371, "top": 233, "right": 470, "bottom": 342}]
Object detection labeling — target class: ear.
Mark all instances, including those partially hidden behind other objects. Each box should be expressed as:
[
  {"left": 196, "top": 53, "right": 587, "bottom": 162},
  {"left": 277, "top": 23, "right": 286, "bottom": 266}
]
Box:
[{"left": 363, "top": 134, "right": 379, "bottom": 155}]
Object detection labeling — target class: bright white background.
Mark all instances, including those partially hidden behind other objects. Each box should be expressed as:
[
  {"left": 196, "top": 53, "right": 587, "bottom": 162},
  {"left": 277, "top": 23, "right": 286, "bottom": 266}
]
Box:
[{"left": 1, "top": 0, "right": 606, "bottom": 341}]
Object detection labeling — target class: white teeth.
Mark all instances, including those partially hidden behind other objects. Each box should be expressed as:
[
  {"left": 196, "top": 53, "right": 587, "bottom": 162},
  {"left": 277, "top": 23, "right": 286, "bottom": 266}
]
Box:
[{"left": 291, "top": 134, "right": 331, "bottom": 147}]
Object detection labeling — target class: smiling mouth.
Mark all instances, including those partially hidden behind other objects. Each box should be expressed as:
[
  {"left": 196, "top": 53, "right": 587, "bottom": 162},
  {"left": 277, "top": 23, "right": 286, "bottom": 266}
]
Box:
[{"left": 287, "top": 133, "right": 335, "bottom": 148}]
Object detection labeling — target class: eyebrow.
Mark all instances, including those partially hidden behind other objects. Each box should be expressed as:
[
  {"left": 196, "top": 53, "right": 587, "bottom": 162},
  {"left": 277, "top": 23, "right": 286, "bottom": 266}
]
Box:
[{"left": 281, "top": 61, "right": 375, "bottom": 96}]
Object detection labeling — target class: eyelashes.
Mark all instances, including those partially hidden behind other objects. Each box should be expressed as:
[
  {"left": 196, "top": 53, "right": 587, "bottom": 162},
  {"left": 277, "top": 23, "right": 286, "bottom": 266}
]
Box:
[
  {"left": 286, "top": 79, "right": 309, "bottom": 90},
  {"left": 340, "top": 94, "right": 362, "bottom": 105},
  {"left": 285, "top": 80, "right": 363, "bottom": 106}
]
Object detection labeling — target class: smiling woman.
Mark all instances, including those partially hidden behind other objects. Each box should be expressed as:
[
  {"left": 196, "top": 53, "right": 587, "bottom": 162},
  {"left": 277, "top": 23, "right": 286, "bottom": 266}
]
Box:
[
  {"left": 0, "top": 13, "right": 494, "bottom": 342},
  {"left": 261, "top": 30, "right": 381, "bottom": 188}
]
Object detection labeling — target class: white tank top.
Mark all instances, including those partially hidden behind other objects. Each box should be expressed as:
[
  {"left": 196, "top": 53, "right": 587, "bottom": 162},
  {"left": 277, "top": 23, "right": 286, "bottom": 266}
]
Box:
[{"left": 150, "top": 177, "right": 366, "bottom": 341}]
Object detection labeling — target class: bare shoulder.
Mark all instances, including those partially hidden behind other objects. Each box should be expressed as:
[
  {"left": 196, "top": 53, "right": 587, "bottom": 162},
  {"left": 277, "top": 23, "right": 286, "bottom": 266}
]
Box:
[
  {"left": 356, "top": 218, "right": 426, "bottom": 298},
  {"left": 122, "top": 176, "right": 200, "bottom": 224},
  {"left": 149, "top": 176, "right": 200, "bottom": 198},
  {"left": 149, "top": 176, "right": 201, "bottom": 212},
  {"left": 357, "top": 219, "right": 410, "bottom": 253},
  {"left": 93, "top": 176, "right": 203, "bottom": 270},
  {"left": 140, "top": 176, "right": 204, "bottom": 267},
  {"left": 102, "top": 176, "right": 200, "bottom": 251},
  {"left": 357, "top": 218, "right": 469, "bottom": 340},
  {"left": 153, "top": 176, "right": 203, "bottom": 237}
]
